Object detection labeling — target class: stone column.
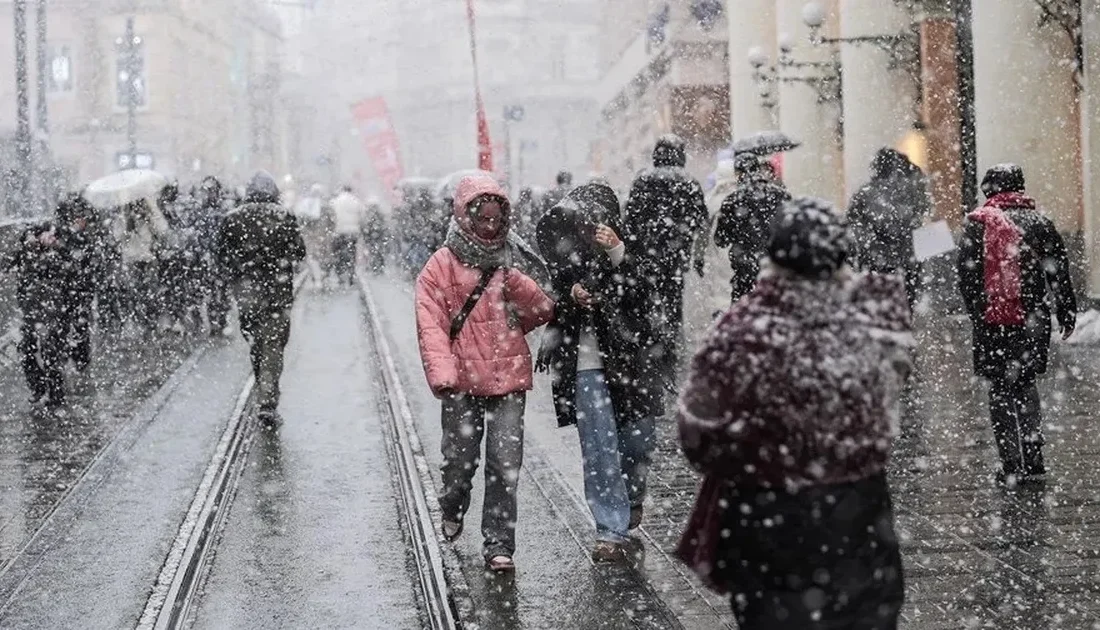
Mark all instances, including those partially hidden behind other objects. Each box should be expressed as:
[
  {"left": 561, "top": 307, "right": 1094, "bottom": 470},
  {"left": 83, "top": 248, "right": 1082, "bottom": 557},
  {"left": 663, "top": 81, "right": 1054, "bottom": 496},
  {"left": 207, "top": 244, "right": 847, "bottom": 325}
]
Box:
[
  {"left": 1082, "top": 0, "right": 1100, "bottom": 295},
  {"left": 839, "top": 0, "right": 919, "bottom": 198},
  {"left": 919, "top": 6, "right": 964, "bottom": 225},
  {"left": 972, "top": 0, "right": 1082, "bottom": 234},
  {"left": 728, "top": 0, "right": 779, "bottom": 139},
  {"left": 776, "top": 0, "right": 845, "bottom": 205}
]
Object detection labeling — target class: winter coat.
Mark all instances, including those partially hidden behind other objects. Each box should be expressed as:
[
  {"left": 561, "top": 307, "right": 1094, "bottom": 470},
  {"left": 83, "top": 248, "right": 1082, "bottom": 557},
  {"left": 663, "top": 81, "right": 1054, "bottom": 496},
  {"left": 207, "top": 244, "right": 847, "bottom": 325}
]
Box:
[
  {"left": 848, "top": 172, "right": 931, "bottom": 273},
  {"left": 675, "top": 265, "right": 911, "bottom": 618},
  {"left": 415, "top": 176, "right": 554, "bottom": 398},
  {"left": 330, "top": 192, "right": 365, "bottom": 236},
  {"left": 217, "top": 202, "right": 306, "bottom": 315},
  {"left": 957, "top": 195, "right": 1076, "bottom": 382},
  {"left": 4, "top": 223, "right": 80, "bottom": 320},
  {"left": 623, "top": 153, "right": 709, "bottom": 281},
  {"left": 713, "top": 176, "right": 791, "bottom": 301},
  {"left": 535, "top": 195, "right": 664, "bottom": 427}
]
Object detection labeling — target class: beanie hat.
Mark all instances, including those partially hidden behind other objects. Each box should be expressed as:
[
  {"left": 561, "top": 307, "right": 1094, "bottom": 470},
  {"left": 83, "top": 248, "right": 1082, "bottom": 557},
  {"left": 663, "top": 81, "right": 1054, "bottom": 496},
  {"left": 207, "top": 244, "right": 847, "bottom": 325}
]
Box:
[
  {"left": 767, "top": 196, "right": 852, "bottom": 277},
  {"left": 981, "top": 163, "right": 1026, "bottom": 198}
]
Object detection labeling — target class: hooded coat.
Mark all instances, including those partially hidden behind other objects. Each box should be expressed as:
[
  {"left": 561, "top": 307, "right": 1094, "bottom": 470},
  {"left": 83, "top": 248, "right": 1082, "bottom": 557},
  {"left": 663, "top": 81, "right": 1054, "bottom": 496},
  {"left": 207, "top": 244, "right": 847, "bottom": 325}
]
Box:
[
  {"left": 535, "top": 185, "right": 665, "bottom": 427},
  {"left": 676, "top": 265, "right": 912, "bottom": 626},
  {"left": 957, "top": 193, "right": 1076, "bottom": 382},
  {"left": 714, "top": 163, "right": 791, "bottom": 302},
  {"left": 415, "top": 175, "right": 554, "bottom": 398},
  {"left": 847, "top": 149, "right": 931, "bottom": 274}
]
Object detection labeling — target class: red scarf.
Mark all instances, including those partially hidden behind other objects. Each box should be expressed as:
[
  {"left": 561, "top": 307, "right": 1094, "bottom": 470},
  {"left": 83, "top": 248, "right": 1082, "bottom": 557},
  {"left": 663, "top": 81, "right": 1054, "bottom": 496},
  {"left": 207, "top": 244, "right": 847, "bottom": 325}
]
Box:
[{"left": 967, "top": 193, "right": 1034, "bottom": 326}]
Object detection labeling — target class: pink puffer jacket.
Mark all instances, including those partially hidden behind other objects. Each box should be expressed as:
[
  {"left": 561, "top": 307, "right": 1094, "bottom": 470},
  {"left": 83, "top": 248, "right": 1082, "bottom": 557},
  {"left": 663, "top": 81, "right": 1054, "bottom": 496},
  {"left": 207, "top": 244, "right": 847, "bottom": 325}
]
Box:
[{"left": 415, "top": 176, "right": 554, "bottom": 398}]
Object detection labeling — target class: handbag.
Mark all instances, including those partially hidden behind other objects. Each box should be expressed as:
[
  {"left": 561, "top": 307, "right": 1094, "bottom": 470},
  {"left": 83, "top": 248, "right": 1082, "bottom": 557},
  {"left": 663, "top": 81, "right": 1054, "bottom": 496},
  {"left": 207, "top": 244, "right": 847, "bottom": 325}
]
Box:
[{"left": 449, "top": 267, "right": 498, "bottom": 341}]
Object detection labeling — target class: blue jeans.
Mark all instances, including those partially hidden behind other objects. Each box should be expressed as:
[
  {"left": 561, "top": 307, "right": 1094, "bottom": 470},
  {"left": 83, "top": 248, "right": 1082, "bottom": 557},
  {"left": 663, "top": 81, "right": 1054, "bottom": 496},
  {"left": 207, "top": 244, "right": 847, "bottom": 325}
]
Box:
[{"left": 575, "top": 369, "right": 656, "bottom": 543}]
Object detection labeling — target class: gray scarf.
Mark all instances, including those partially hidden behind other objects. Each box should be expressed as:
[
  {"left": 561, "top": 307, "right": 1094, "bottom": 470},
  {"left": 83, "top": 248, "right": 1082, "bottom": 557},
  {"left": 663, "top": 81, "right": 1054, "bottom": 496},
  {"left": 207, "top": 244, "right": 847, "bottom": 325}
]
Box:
[{"left": 444, "top": 217, "right": 511, "bottom": 270}]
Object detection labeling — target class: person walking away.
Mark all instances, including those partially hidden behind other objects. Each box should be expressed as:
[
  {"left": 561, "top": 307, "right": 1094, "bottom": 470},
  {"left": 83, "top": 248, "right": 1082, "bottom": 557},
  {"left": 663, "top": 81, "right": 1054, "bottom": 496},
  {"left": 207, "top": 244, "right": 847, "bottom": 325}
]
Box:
[
  {"left": 676, "top": 197, "right": 913, "bottom": 629},
  {"left": 535, "top": 183, "right": 661, "bottom": 562},
  {"left": 217, "top": 172, "right": 307, "bottom": 424},
  {"left": 957, "top": 164, "right": 1075, "bottom": 485},
  {"left": 56, "top": 194, "right": 100, "bottom": 373},
  {"left": 196, "top": 176, "right": 231, "bottom": 335},
  {"left": 714, "top": 153, "right": 791, "bottom": 304},
  {"left": 848, "top": 148, "right": 932, "bottom": 308},
  {"left": 622, "top": 134, "right": 709, "bottom": 376},
  {"left": 329, "top": 186, "right": 365, "bottom": 285},
  {"left": 542, "top": 170, "right": 574, "bottom": 213},
  {"left": 4, "top": 217, "right": 81, "bottom": 409},
  {"left": 415, "top": 174, "right": 554, "bottom": 572}
]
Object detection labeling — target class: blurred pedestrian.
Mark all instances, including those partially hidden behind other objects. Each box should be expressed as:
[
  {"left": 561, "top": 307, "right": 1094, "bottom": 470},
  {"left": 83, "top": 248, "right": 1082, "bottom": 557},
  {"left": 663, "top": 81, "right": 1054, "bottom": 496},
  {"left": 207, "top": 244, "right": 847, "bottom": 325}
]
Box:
[
  {"left": 542, "top": 170, "right": 574, "bottom": 210},
  {"left": 676, "top": 197, "right": 912, "bottom": 629},
  {"left": 957, "top": 164, "right": 1076, "bottom": 485},
  {"left": 56, "top": 194, "right": 100, "bottom": 373},
  {"left": 361, "top": 196, "right": 389, "bottom": 274},
  {"left": 714, "top": 153, "right": 791, "bottom": 304},
  {"left": 110, "top": 196, "right": 169, "bottom": 336},
  {"left": 622, "top": 134, "right": 709, "bottom": 374},
  {"left": 196, "top": 176, "right": 231, "bottom": 335},
  {"left": 847, "top": 148, "right": 932, "bottom": 307},
  {"left": 329, "top": 185, "right": 365, "bottom": 285},
  {"left": 415, "top": 174, "right": 553, "bottom": 572},
  {"left": 217, "top": 172, "right": 307, "bottom": 424},
  {"left": 535, "top": 183, "right": 660, "bottom": 562}
]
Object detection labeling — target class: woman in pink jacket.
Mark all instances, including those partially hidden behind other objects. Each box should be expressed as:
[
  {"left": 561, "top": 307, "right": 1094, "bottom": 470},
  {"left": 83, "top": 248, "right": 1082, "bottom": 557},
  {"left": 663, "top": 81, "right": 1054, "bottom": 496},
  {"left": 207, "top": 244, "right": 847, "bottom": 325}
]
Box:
[{"left": 415, "top": 174, "right": 553, "bottom": 572}]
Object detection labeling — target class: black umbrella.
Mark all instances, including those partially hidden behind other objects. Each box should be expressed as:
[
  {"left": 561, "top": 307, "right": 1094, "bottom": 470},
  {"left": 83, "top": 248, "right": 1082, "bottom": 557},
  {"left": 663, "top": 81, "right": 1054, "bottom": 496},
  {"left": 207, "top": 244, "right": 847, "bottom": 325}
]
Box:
[{"left": 732, "top": 130, "right": 802, "bottom": 155}]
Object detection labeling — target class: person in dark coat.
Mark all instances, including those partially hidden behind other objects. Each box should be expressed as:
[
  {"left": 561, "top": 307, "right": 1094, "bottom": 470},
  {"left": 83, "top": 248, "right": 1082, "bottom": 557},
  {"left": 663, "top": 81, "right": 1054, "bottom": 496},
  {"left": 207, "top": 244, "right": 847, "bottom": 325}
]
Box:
[
  {"left": 196, "top": 176, "right": 231, "bottom": 334},
  {"left": 56, "top": 194, "right": 100, "bottom": 372},
  {"left": 848, "top": 148, "right": 932, "bottom": 307},
  {"left": 217, "top": 172, "right": 307, "bottom": 423},
  {"left": 622, "top": 134, "right": 709, "bottom": 372},
  {"left": 535, "top": 183, "right": 661, "bottom": 562},
  {"left": 713, "top": 152, "right": 791, "bottom": 304},
  {"left": 676, "top": 197, "right": 912, "bottom": 629},
  {"left": 542, "top": 170, "right": 574, "bottom": 211},
  {"left": 956, "top": 164, "right": 1076, "bottom": 485}
]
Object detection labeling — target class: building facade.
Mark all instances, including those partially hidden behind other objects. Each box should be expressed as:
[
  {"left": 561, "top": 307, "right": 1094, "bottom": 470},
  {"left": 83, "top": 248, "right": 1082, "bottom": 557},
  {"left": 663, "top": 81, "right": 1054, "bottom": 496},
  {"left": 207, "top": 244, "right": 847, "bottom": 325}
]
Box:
[{"left": 0, "top": 0, "right": 293, "bottom": 210}]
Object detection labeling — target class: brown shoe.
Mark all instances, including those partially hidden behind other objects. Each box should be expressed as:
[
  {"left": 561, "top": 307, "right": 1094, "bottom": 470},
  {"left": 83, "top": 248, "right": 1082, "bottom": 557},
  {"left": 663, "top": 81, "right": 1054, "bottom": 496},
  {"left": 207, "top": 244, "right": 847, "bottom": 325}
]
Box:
[
  {"left": 591, "top": 541, "right": 626, "bottom": 563},
  {"left": 629, "top": 505, "right": 644, "bottom": 530}
]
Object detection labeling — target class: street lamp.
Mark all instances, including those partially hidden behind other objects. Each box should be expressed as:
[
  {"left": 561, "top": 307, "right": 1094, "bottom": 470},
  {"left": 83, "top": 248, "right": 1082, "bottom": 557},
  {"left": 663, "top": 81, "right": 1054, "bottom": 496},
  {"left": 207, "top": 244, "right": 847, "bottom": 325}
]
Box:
[
  {"left": 800, "top": 1, "right": 919, "bottom": 69},
  {"left": 748, "top": 33, "right": 841, "bottom": 106}
]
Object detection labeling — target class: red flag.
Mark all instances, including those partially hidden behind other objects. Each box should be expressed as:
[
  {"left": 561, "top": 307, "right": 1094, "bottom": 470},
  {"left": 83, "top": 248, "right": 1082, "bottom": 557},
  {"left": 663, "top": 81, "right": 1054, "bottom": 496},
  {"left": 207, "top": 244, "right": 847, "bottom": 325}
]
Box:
[
  {"left": 351, "top": 97, "right": 406, "bottom": 203},
  {"left": 466, "top": 0, "right": 493, "bottom": 171}
]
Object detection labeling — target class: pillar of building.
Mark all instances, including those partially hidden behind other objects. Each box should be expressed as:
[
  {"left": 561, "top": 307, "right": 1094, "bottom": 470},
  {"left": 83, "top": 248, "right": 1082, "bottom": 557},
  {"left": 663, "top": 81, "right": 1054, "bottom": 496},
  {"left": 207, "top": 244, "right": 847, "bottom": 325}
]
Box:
[
  {"left": 972, "top": 0, "right": 1082, "bottom": 235},
  {"left": 917, "top": 5, "right": 964, "bottom": 225},
  {"left": 1082, "top": 0, "right": 1100, "bottom": 296},
  {"left": 728, "top": 0, "right": 779, "bottom": 140},
  {"left": 838, "top": 0, "right": 919, "bottom": 198},
  {"left": 776, "top": 0, "right": 845, "bottom": 205}
]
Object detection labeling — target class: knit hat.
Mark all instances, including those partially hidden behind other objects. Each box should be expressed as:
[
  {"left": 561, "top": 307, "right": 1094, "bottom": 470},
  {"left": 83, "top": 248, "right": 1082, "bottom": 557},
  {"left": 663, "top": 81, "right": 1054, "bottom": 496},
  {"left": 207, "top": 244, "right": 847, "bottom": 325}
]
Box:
[
  {"left": 981, "top": 163, "right": 1026, "bottom": 198},
  {"left": 767, "top": 196, "right": 852, "bottom": 277}
]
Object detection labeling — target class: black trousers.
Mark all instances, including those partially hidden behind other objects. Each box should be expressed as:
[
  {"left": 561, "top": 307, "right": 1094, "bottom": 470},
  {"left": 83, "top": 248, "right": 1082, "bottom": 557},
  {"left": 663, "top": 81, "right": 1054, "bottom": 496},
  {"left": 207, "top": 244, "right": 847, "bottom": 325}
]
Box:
[
  {"left": 20, "top": 317, "right": 66, "bottom": 405},
  {"left": 988, "top": 377, "right": 1044, "bottom": 475},
  {"left": 67, "top": 296, "right": 93, "bottom": 371}
]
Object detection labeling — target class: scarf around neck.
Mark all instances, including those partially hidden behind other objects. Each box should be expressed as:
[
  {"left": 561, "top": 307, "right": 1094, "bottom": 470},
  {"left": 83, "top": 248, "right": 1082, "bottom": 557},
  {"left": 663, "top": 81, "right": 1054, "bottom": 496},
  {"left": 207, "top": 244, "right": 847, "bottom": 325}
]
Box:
[
  {"left": 967, "top": 192, "right": 1034, "bottom": 326},
  {"left": 444, "top": 217, "right": 510, "bottom": 270}
]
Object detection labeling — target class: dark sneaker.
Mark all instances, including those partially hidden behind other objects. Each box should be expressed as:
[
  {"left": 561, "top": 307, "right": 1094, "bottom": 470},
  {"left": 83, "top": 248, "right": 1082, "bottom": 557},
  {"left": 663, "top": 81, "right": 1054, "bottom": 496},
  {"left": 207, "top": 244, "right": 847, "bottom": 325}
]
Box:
[
  {"left": 629, "top": 505, "right": 644, "bottom": 530},
  {"left": 442, "top": 519, "right": 463, "bottom": 541},
  {"left": 591, "top": 541, "right": 626, "bottom": 563}
]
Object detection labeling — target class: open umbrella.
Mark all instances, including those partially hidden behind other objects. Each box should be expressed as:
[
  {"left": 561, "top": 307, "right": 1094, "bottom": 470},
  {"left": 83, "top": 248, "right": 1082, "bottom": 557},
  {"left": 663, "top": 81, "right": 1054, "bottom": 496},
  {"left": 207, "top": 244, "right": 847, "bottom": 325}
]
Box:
[
  {"left": 82, "top": 169, "right": 168, "bottom": 210},
  {"left": 731, "top": 130, "right": 801, "bottom": 156}
]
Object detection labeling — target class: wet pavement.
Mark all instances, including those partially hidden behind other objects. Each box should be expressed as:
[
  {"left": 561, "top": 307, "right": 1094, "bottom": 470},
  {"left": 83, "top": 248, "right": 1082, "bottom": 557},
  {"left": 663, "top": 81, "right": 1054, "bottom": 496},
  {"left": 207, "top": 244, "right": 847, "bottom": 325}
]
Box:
[
  {"left": 188, "top": 290, "right": 422, "bottom": 629},
  {"left": 1, "top": 271, "right": 1100, "bottom": 628}
]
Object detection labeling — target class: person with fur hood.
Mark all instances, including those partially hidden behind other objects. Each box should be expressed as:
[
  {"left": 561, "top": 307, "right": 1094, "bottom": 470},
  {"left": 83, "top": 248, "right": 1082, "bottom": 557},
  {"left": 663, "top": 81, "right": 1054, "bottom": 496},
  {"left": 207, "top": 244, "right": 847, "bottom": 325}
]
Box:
[
  {"left": 676, "top": 197, "right": 913, "bottom": 629},
  {"left": 415, "top": 174, "right": 554, "bottom": 572}
]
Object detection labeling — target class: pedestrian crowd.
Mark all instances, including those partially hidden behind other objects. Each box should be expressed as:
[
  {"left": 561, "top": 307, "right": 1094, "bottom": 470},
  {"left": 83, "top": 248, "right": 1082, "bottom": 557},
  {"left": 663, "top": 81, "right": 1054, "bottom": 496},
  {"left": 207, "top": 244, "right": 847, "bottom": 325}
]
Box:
[{"left": 411, "top": 134, "right": 1077, "bottom": 629}]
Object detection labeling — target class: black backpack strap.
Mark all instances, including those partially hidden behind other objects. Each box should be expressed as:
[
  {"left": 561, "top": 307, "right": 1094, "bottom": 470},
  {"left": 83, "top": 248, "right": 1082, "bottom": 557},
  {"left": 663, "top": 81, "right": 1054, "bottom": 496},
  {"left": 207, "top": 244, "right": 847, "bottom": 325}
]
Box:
[{"left": 450, "top": 267, "right": 498, "bottom": 341}]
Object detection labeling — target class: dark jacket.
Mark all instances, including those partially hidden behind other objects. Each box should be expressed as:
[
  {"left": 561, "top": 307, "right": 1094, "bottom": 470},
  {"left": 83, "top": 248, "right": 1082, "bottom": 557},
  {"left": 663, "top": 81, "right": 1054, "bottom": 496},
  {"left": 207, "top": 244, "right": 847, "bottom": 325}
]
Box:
[
  {"left": 714, "top": 176, "right": 790, "bottom": 301},
  {"left": 848, "top": 169, "right": 931, "bottom": 274},
  {"left": 623, "top": 139, "right": 709, "bottom": 279},
  {"left": 675, "top": 267, "right": 911, "bottom": 626},
  {"left": 535, "top": 190, "right": 664, "bottom": 427},
  {"left": 5, "top": 223, "right": 77, "bottom": 320},
  {"left": 957, "top": 200, "right": 1075, "bottom": 382},
  {"left": 217, "top": 202, "right": 306, "bottom": 314}
]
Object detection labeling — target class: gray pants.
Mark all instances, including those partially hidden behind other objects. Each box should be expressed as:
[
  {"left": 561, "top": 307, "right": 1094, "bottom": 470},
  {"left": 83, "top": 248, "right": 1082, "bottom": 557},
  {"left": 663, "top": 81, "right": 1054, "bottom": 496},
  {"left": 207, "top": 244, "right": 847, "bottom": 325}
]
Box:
[
  {"left": 439, "top": 392, "right": 525, "bottom": 558},
  {"left": 240, "top": 306, "right": 291, "bottom": 413}
]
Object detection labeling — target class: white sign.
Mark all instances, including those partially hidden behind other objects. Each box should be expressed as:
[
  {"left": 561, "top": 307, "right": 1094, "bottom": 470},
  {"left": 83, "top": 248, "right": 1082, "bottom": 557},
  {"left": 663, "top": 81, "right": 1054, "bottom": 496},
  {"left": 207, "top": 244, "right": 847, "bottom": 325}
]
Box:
[{"left": 913, "top": 220, "right": 955, "bottom": 262}]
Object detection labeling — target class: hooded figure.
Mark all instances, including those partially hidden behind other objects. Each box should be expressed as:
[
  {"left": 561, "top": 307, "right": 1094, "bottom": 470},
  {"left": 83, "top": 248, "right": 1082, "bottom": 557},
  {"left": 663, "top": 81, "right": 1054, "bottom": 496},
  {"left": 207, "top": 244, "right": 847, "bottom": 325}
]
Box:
[
  {"left": 714, "top": 152, "right": 791, "bottom": 303},
  {"left": 217, "top": 171, "right": 307, "bottom": 421},
  {"left": 414, "top": 174, "right": 554, "bottom": 572},
  {"left": 535, "top": 183, "right": 661, "bottom": 560},
  {"left": 847, "top": 148, "right": 932, "bottom": 306},
  {"left": 957, "top": 163, "right": 1076, "bottom": 484},
  {"left": 676, "top": 197, "right": 912, "bottom": 629},
  {"left": 622, "top": 134, "right": 709, "bottom": 365}
]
